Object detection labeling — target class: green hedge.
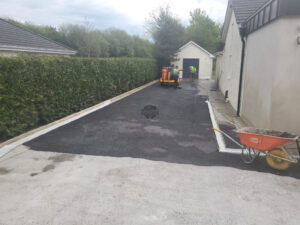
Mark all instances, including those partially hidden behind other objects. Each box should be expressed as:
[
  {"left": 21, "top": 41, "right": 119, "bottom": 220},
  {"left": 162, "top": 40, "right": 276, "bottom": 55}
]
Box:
[{"left": 0, "top": 56, "right": 158, "bottom": 141}]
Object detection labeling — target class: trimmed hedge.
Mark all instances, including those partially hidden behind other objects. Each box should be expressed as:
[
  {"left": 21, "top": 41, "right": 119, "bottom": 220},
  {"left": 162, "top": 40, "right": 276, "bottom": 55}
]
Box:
[{"left": 0, "top": 56, "right": 158, "bottom": 141}]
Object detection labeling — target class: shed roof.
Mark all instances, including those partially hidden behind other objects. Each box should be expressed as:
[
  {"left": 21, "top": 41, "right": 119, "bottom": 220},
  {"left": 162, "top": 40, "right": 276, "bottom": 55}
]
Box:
[
  {"left": 179, "top": 41, "right": 215, "bottom": 58},
  {"left": 0, "top": 18, "right": 76, "bottom": 55}
]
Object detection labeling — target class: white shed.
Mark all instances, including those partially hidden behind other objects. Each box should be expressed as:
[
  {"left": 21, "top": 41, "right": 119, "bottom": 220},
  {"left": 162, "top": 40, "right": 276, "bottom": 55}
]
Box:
[{"left": 172, "top": 41, "right": 215, "bottom": 79}]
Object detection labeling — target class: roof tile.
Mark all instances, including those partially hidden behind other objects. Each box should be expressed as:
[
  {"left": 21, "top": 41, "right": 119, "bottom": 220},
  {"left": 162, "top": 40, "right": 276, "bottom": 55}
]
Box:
[
  {"left": 231, "top": 0, "right": 270, "bottom": 23},
  {"left": 0, "top": 18, "right": 75, "bottom": 54}
]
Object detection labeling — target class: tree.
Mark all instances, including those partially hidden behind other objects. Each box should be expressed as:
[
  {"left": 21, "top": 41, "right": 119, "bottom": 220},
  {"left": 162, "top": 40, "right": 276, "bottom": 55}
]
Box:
[
  {"left": 59, "top": 24, "right": 110, "bottom": 57},
  {"left": 147, "top": 7, "right": 185, "bottom": 66},
  {"left": 185, "top": 9, "right": 221, "bottom": 53},
  {"left": 5, "top": 18, "right": 153, "bottom": 58},
  {"left": 132, "top": 35, "right": 153, "bottom": 58},
  {"left": 103, "top": 29, "right": 135, "bottom": 57}
]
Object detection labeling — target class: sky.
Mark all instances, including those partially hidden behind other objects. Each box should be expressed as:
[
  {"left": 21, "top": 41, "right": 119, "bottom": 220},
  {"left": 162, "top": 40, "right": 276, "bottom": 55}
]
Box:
[{"left": 0, "top": 0, "right": 228, "bottom": 38}]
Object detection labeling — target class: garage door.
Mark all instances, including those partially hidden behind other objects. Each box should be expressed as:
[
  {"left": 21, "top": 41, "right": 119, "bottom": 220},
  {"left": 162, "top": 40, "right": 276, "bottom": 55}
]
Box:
[{"left": 183, "top": 58, "right": 199, "bottom": 79}]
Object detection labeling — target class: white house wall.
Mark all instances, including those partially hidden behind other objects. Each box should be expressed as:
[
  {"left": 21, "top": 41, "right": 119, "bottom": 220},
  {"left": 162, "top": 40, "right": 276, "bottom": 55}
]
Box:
[
  {"left": 172, "top": 44, "right": 213, "bottom": 79},
  {"left": 216, "top": 12, "right": 243, "bottom": 111},
  {"left": 0, "top": 50, "right": 71, "bottom": 57},
  {"left": 241, "top": 16, "right": 300, "bottom": 135},
  {"left": 0, "top": 51, "right": 18, "bottom": 57}
]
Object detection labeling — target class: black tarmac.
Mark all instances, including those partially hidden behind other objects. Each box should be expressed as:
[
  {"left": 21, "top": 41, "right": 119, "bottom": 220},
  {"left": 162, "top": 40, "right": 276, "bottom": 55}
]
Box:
[{"left": 26, "top": 81, "right": 300, "bottom": 178}]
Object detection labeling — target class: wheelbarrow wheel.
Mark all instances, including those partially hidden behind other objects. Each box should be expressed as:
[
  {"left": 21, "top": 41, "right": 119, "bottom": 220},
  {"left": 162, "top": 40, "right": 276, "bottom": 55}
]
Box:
[
  {"left": 241, "top": 147, "right": 257, "bottom": 164},
  {"left": 266, "top": 149, "right": 290, "bottom": 170}
]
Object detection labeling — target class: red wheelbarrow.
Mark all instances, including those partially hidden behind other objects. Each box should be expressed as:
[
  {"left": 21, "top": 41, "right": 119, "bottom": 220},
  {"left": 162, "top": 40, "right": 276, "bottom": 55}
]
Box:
[{"left": 213, "top": 127, "right": 300, "bottom": 170}]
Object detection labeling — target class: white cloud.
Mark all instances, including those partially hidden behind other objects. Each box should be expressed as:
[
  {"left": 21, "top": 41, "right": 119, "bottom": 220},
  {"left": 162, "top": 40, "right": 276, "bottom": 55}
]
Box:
[
  {"left": 97, "top": 0, "right": 227, "bottom": 23},
  {"left": 94, "top": 0, "right": 227, "bottom": 22},
  {"left": 0, "top": 0, "right": 227, "bottom": 36}
]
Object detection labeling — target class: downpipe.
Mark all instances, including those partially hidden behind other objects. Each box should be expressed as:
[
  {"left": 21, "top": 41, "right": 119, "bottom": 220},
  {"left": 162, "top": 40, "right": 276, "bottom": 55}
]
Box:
[{"left": 237, "top": 31, "right": 246, "bottom": 116}]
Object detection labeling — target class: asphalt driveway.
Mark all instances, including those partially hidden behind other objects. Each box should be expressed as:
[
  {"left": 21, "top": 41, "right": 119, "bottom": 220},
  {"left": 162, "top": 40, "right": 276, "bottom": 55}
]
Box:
[
  {"left": 26, "top": 81, "right": 216, "bottom": 165},
  {"left": 26, "top": 81, "right": 300, "bottom": 177}
]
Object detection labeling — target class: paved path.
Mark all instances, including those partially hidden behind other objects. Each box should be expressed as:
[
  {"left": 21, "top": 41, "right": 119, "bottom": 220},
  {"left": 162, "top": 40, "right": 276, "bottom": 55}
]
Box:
[{"left": 0, "top": 81, "right": 300, "bottom": 225}]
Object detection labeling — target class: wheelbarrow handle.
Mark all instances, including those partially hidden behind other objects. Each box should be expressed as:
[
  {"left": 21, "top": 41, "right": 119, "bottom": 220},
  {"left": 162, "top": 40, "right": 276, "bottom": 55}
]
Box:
[
  {"left": 212, "top": 128, "right": 221, "bottom": 132},
  {"left": 212, "top": 127, "right": 244, "bottom": 148}
]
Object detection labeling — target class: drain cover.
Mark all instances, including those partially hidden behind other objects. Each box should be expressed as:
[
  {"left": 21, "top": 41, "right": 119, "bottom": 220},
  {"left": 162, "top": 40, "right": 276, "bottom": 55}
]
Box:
[{"left": 142, "top": 105, "right": 159, "bottom": 119}]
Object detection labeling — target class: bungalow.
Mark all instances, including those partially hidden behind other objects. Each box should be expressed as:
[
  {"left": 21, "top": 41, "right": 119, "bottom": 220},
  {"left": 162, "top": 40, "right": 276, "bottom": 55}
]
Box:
[
  {"left": 216, "top": 0, "right": 300, "bottom": 135},
  {"left": 0, "top": 18, "right": 76, "bottom": 56}
]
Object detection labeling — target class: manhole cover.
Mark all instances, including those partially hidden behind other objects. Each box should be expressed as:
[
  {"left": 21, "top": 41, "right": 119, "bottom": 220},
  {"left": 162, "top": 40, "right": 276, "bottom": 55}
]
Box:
[{"left": 142, "top": 105, "right": 159, "bottom": 119}]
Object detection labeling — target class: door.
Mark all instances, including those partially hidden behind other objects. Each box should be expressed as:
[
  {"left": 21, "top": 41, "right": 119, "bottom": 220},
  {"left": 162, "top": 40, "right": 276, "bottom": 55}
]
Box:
[{"left": 182, "top": 58, "right": 199, "bottom": 79}]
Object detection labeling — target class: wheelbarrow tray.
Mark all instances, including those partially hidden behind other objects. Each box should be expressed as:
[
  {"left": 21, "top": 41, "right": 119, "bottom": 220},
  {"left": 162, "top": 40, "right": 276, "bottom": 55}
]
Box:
[{"left": 236, "top": 127, "right": 297, "bottom": 151}]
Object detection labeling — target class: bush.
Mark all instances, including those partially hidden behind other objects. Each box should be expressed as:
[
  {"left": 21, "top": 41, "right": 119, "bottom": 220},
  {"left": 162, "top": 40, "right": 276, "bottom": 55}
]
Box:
[{"left": 0, "top": 56, "right": 158, "bottom": 141}]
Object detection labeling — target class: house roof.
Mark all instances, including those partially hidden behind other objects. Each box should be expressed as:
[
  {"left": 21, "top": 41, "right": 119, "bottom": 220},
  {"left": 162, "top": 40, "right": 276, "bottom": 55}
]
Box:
[
  {"left": 0, "top": 18, "right": 76, "bottom": 55},
  {"left": 179, "top": 41, "right": 215, "bottom": 58},
  {"left": 221, "top": 0, "right": 270, "bottom": 42},
  {"left": 231, "top": 0, "right": 270, "bottom": 24}
]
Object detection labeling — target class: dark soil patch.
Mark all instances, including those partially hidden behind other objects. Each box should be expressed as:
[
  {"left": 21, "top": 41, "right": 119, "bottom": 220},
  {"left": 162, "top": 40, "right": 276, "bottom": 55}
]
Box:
[
  {"left": 0, "top": 167, "right": 10, "bottom": 175},
  {"left": 30, "top": 173, "right": 39, "bottom": 176},
  {"left": 48, "top": 153, "right": 75, "bottom": 163},
  {"left": 42, "top": 164, "right": 55, "bottom": 172}
]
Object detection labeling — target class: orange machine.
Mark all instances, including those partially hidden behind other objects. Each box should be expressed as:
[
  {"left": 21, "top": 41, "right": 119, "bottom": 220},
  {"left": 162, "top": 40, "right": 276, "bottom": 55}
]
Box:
[{"left": 160, "top": 67, "right": 179, "bottom": 87}]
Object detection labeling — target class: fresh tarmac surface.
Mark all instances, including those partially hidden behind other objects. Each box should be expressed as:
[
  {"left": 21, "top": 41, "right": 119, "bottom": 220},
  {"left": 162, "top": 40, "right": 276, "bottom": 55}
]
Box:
[
  {"left": 1, "top": 81, "right": 300, "bottom": 225},
  {"left": 26, "top": 81, "right": 300, "bottom": 178}
]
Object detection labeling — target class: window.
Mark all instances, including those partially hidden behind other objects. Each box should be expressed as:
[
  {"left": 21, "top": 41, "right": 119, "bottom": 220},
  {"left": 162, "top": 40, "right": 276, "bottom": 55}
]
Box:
[
  {"left": 247, "top": 21, "right": 251, "bottom": 33},
  {"left": 264, "top": 5, "right": 271, "bottom": 24},
  {"left": 246, "top": 0, "right": 279, "bottom": 34},
  {"left": 254, "top": 15, "right": 259, "bottom": 30},
  {"left": 270, "top": 0, "right": 278, "bottom": 20},
  {"left": 258, "top": 10, "right": 264, "bottom": 27},
  {"left": 250, "top": 18, "right": 254, "bottom": 32}
]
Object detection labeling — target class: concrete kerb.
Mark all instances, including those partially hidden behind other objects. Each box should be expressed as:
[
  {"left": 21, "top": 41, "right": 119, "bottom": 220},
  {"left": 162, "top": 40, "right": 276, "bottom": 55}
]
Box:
[
  {"left": 206, "top": 100, "right": 242, "bottom": 155},
  {"left": 0, "top": 80, "right": 158, "bottom": 158}
]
